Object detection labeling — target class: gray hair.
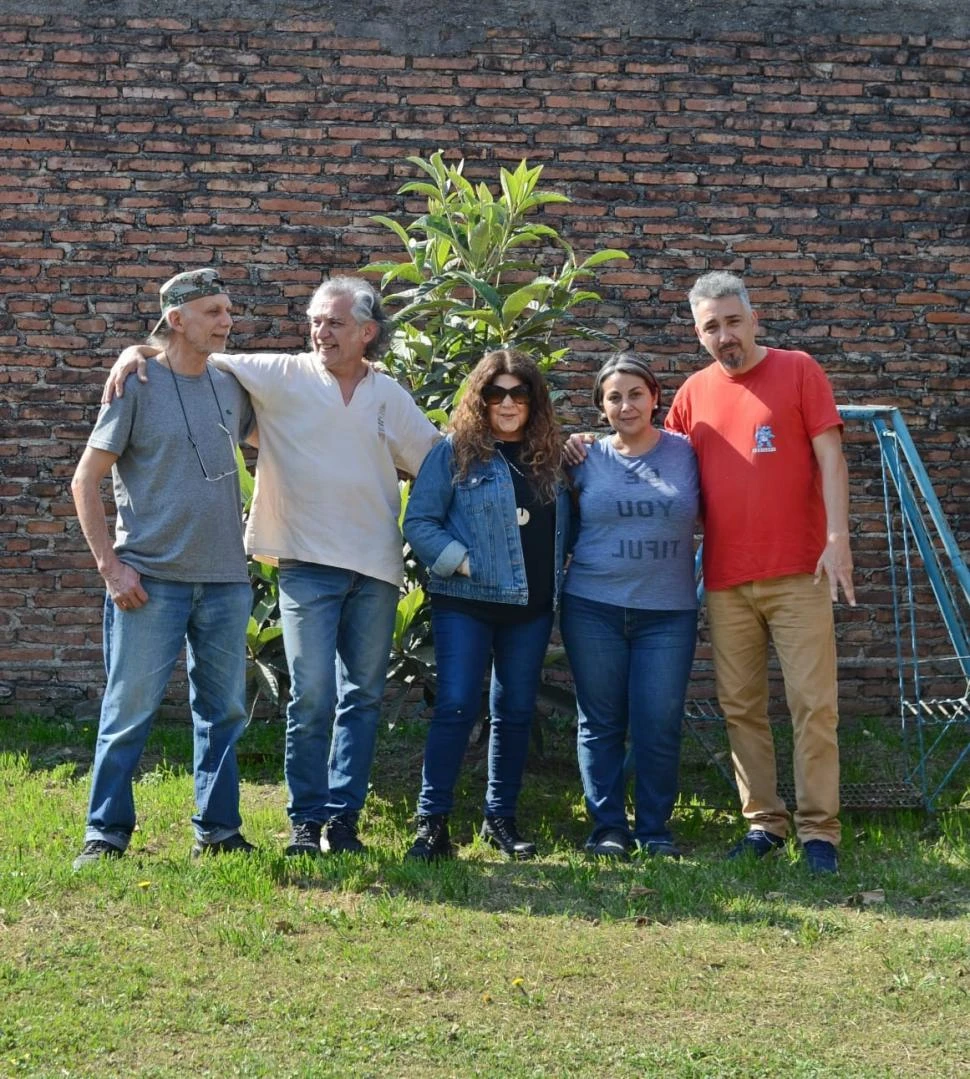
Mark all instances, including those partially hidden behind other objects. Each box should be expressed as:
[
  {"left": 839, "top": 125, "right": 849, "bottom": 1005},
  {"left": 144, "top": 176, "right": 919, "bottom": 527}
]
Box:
[
  {"left": 688, "top": 271, "right": 752, "bottom": 320},
  {"left": 306, "top": 276, "right": 390, "bottom": 361},
  {"left": 147, "top": 320, "right": 174, "bottom": 348}
]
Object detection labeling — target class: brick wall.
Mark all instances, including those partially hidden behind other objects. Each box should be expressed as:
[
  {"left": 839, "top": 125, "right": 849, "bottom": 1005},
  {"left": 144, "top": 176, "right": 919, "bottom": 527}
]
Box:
[{"left": 1, "top": 1, "right": 967, "bottom": 718}]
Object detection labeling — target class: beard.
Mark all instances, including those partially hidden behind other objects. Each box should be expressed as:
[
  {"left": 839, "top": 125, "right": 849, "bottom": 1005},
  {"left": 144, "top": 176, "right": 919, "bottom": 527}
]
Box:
[{"left": 718, "top": 347, "right": 745, "bottom": 370}]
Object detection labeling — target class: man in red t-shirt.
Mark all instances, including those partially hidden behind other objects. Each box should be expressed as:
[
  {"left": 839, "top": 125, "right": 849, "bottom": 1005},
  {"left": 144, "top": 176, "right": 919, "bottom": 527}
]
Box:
[{"left": 666, "top": 271, "right": 855, "bottom": 874}]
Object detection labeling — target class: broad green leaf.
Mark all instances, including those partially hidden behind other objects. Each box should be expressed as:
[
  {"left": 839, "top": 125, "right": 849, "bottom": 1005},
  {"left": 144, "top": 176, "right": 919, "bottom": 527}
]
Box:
[
  {"left": 447, "top": 168, "right": 475, "bottom": 198},
  {"left": 501, "top": 284, "right": 545, "bottom": 324},
  {"left": 236, "top": 449, "right": 254, "bottom": 506},
  {"left": 505, "top": 224, "right": 562, "bottom": 246},
  {"left": 252, "top": 594, "right": 276, "bottom": 626},
  {"left": 520, "top": 192, "right": 571, "bottom": 208},
  {"left": 560, "top": 289, "right": 602, "bottom": 308},
  {"left": 448, "top": 307, "right": 504, "bottom": 333},
  {"left": 450, "top": 271, "right": 503, "bottom": 312},
  {"left": 256, "top": 625, "right": 283, "bottom": 646},
  {"left": 397, "top": 479, "right": 411, "bottom": 528},
  {"left": 361, "top": 260, "right": 403, "bottom": 276},
  {"left": 577, "top": 248, "right": 631, "bottom": 269},
  {"left": 468, "top": 219, "right": 493, "bottom": 267},
  {"left": 381, "top": 263, "right": 425, "bottom": 286},
  {"left": 405, "top": 154, "right": 444, "bottom": 181},
  {"left": 253, "top": 661, "right": 280, "bottom": 704},
  {"left": 370, "top": 215, "right": 411, "bottom": 247},
  {"left": 498, "top": 169, "right": 514, "bottom": 208},
  {"left": 394, "top": 586, "right": 426, "bottom": 647},
  {"left": 398, "top": 181, "right": 447, "bottom": 200}
]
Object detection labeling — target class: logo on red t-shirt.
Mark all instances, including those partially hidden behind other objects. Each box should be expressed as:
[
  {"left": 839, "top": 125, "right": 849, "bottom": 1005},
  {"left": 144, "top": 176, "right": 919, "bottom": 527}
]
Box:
[{"left": 753, "top": 425, "right": 776, "bottom": 455}]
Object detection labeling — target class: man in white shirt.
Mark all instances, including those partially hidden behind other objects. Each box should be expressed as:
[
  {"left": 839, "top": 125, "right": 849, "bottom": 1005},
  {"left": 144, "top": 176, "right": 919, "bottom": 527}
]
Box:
[{"left": 105, "top": 277, "right": 440, "bottom": 856}]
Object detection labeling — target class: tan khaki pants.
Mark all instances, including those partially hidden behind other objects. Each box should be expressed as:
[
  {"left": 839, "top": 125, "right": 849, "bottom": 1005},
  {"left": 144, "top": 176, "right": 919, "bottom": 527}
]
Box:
[{"left": 707, "top": 574, "right": 841, "bottom": 845}]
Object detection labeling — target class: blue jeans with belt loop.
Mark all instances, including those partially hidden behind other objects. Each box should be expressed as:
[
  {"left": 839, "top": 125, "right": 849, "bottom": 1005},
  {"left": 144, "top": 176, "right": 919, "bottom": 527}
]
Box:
[
  {"left": 278, "top": 560, "right": 399, "bottom": 823},
  {"left": 84, "top": 576, "right": 251, "bottom": 850},
  {"left": 417, "top": 606, "right": 555, "bottom": 819},
  {"left": 561, "top": 593, "right": 697, "bottom": 846}
]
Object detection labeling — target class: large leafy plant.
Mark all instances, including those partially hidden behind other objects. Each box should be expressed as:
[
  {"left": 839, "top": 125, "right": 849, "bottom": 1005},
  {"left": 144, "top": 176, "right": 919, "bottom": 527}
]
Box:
[{"left": 365, "top": 152, "right": 627, "bottom": 413}]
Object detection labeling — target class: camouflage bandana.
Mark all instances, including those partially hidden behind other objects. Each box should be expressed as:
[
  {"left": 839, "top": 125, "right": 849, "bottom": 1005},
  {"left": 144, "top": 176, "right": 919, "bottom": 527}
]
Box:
[{"left": 151, "top": 268, "right": 226, "bottom": 334}]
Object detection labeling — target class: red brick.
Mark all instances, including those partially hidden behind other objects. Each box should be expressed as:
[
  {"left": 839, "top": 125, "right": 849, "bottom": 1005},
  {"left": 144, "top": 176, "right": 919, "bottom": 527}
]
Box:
[
  {"left": 0, "top": 12, "right": 964, "bottom": 723},
  {"left": 338, "top": 54, "right": 406, "bottom": 70}
]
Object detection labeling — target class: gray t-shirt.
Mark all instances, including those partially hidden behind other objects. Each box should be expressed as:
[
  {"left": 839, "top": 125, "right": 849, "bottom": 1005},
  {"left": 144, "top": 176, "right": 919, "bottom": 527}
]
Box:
[
  {"left": 565, "top": 432, "right": 699, "bottom": 610},
  {"left": 87, "top": 358, "right": 254, "bottom": 583}
]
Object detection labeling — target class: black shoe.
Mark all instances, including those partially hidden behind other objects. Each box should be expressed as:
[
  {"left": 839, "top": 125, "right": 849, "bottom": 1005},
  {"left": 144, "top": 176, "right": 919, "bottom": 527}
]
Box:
[
  {"left": 480, "top": 816, "right": 537, "bottom": 861},
  {"left": 636, "top": 839, "right": 684, "bottom": 860},
  {"left": 285, "top": 821, "right": 322, "bottom": 857},
  {"left": 73, "top": 839, "right": 124, "bottom": 870},
  {"left": 405, "top": 814, "right": 454, "bottom": 862},
  {"left": 802, "top": 839, "right": 839, "bottom": 875},
  {"left": 322, "top": 814, "right": 365, "bottom": 854},
  {"left": 191, "top": 832, "right": 257, "bottom": 858},
  {"left": 587, "top": 828, "right": 633, "bottom": 860},
  {"left": 725, "top": 828, "right": 786, "bottom": 860}
]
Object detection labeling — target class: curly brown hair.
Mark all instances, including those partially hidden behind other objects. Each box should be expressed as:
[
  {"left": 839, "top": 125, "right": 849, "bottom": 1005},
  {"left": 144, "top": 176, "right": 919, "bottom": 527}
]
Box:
[{"left": 450, "top": 349, "right": 564, "bottom": 504}]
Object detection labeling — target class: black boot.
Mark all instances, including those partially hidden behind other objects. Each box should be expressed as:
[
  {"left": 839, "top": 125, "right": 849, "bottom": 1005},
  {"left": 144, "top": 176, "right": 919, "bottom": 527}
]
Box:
[
  {"left": 480, "top": 816, "right": 537, "bottom": 861},
  {"left": 406, "top": 814, "right": 454, "bottom": 862}
]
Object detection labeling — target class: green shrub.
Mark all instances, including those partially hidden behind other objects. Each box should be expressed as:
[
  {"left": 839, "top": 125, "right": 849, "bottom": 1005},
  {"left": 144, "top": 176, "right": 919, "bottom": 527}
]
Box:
[{"left": 366, "top": 151, "right": 627, "bottom": 413}]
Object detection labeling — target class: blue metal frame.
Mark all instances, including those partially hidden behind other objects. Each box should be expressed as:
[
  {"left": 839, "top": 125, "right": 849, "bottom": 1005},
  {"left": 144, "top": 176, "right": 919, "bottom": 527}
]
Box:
[
  {"left": 840, "top": 407, "right": 970, "bottom": 809},
  {"left": 842, "top": 406, "right": 970, "bottom": 678}
]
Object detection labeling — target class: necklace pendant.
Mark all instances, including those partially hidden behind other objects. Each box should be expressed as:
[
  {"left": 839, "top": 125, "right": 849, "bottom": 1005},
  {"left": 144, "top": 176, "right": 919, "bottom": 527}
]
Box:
[{"left": 517, "top": 507, "right": 531, "bottom": 526}]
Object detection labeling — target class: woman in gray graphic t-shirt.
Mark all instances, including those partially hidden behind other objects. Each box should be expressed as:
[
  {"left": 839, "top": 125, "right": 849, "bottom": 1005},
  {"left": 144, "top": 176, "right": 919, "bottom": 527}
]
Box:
[{"left": 562, "top": 353, "right": 699, "bottom": 861}]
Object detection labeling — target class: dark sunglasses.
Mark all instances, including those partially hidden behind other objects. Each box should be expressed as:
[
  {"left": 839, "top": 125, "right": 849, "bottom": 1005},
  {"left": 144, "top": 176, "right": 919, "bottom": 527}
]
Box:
[{"left": 482, "top": 383, "right": 531, "bottom": 405}]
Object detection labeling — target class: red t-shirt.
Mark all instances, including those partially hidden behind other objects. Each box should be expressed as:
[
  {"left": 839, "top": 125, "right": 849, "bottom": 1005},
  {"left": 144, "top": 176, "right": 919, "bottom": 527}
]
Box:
[{"left": 665, "top": 347, "right": 841, "bottom": 591}]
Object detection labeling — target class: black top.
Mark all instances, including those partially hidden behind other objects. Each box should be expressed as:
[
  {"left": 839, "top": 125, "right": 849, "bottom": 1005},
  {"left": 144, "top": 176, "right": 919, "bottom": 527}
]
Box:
[{"left": 431, "top": 440, "right": 557, "bottom": 626}]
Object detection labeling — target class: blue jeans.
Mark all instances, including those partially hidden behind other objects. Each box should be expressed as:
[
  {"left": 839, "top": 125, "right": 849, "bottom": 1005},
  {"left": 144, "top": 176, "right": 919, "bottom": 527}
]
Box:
[
  {"left": 84, "top": 577, "right": 251, "bottom": 849},
  {"left": 418, "top": 607, "right": 555, "bottom": 818},
  {"left": 278, "top": 561, "right": 399, "bottom": 822},
  {"left": 561, "top": 593, "right": 697, "bottom": 845}
]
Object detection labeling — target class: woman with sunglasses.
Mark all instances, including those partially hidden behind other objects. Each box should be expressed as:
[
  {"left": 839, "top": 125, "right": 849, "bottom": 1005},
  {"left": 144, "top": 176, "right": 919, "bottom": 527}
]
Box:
[
  {"left": 402, "top": 349, "right": 570, "bottom": 862},
  {"left": 562, "top": 353, "right": 699, "bottom": 861}
]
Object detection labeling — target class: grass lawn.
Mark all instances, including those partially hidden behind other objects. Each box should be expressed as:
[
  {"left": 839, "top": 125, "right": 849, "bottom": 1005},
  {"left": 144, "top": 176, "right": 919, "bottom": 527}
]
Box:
[{"left": 1, "top": 711, "right": 968, "bottom": 1078}]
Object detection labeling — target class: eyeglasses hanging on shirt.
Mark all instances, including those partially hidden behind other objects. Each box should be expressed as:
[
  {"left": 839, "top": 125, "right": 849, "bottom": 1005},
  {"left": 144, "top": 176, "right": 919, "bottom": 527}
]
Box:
[{"left": 166, "top": 362, "right": 238, "bottom": 483}]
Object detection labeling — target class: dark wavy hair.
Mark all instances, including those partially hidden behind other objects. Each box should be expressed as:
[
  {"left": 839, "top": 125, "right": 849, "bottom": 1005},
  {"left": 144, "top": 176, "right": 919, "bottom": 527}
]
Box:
[{"left": 450, "top": 349, "right": 563, "bottom": 504}]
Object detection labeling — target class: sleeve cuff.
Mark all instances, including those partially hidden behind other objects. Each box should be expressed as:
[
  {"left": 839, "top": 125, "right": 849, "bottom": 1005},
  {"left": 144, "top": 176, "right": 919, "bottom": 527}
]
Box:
[{"left": 430, "top": 539, "right": 467, "bottom": 577}]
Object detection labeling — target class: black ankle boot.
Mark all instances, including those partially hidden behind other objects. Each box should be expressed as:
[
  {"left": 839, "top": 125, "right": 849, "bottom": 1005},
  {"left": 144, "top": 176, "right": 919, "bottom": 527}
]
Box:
[
  {"left": 480, "top": 816, "right": 537, "bottom": 860},
  {"left": 405, "top": 814, "right": 454, "bottom": 862}
]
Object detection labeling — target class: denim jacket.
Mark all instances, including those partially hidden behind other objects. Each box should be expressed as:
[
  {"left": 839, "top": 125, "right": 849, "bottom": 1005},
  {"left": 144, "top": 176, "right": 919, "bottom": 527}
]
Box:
[{"left": 403, "top": 436, "right": 572, "bottom": 610}]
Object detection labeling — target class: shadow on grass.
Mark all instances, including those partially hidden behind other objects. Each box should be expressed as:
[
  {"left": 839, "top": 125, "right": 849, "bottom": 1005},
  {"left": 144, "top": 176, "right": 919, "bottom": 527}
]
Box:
[
  {"left": 4, "top": 712, "right": 967, "bottom": 927},
  {"left": 256, "top": 817, "right": 970, "bottom": 928}
]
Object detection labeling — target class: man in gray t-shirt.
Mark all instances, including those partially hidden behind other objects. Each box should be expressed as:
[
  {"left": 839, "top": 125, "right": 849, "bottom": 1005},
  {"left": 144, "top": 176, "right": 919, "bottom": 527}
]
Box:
[{"left": 71, "top": 268, "right": 257, "bottom": 869}]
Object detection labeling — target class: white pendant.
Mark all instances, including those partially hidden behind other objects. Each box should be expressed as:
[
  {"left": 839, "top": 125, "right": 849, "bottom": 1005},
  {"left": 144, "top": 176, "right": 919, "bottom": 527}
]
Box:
[{"left": 517, "top": 507, "right": 530, "bottom": 526}]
